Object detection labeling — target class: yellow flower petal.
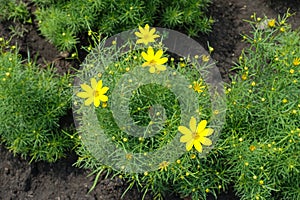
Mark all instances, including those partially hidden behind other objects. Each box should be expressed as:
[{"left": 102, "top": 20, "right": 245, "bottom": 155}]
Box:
[
  {"left": 142, "top": 62, "right": 149, "bottom": 67},
  {"left": 186, "top": 140, "right": 194, "bottom": 151},
  {"left": 197, "top": 120, "right": 207, "bottom": 133},
  {"left": 100, "top": 86, "right": 109, "bottom": 94},
  {"left": 99, "top": 95, "right": 108, "bottom": 102},
  {"left": 80, "top": 84, "right": 93, "bottom": 94},
  {"left": 136, "top": 38, "right": 144, "bottom": 44},
  {"left": 200, "top": 137, "right": 212, "bottom": 146},
  {"left": 154, "top": 49, "right": 163, "bottom": 59},
  {"left": 189, "top": 117, "right": 197, "bottom": 133},
  {"left": 94, "top": 98, "right": 100, "bottom": 107},
  {"left": 144, "top": 24, "right": 150, "bottom": 32},
  {"left": 202, "top": 128, "right": 214, "bottom": 137},
  {"left": 91, "top": 78, "right": 97, "bottom": 89},
  {"left": 156, "top": 57, "right": 168, "bottom": 65},
  {"left": 149, "top": 27, "right": 156, "bottom": 35},
  {"left": 147, "top": 46, "right": 154, "bottom": 57},
  {"left": 76, "top": 91, "right": 90, "bottom": 98},
  {"left": 138, "top": 25, "right": 145, "bottom": 34},
  {"left": 178, "top": 126, "right": 192, "bottom": 135},
  {"left": 141, "top": 51, "right": 149, "bottom": 61},
  {"left": 180, "top": 134, "right": 192, "bottom": 143},
  {"left": 96, "top": 79, "right": 103, "bottom": 90},
  {"left": 156, "top": 65, "right": 166, "bottom": 71},
  {"left": 135, "top": 31, "right": 143, "bottom": 38},
  {"left": 85, "top": 97, "right": 93, "bottom": 106},
  {"left": 194, "top": 141, "right": 203, "bottom": 152},
  {"left": 149, "top": 66, "right": 156, "bottom": 73}
]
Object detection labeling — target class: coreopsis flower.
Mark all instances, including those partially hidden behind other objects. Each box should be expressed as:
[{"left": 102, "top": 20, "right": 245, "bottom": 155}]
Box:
[
  {"left": 158, "top": 161, "right": 169, "bottom": 171},
  {"left": 193, "top": 80, "right": 205, "bottom": 93},
  {"left": 76, "top": 78, "right": 109, "bottom": 107},
  {"left": 141, "top": 46, "right": 168, "bottom": 73},
  {"left": 293, "top": 57, "right": 300, "bottom": 66},
  {"left": 178, "top": 117, "right": 213, "bottom": 152},
  {"left": 268, "top": 19, "right": 276, "bottom": 27},
  {"left": 135, "top": 24, "right": 159, "bottom": 45}
]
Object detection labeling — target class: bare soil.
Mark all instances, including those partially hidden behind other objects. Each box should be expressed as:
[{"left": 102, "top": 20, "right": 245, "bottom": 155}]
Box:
[{"left": 0, "top": 0, "right": 299, "bottom": 199}]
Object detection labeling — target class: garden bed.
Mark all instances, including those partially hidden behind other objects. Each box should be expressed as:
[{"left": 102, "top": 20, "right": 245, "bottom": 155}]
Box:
[{"left": 0, "top": 0, "right": 299, "bottom": 199}]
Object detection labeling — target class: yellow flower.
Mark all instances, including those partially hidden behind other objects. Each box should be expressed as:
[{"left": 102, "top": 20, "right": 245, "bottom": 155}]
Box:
[
  {"left": 293, "top": 58, "right": 300, "bottom": 66},
  {"left": 179, "top": 62, "right": 186, "bottom": 67},
  {"left": 202, "top": 55, "right": 210, "bottom": 62},
  {"left": 193, "top": 80, "right": 205, "bottom": 93},
  {"left": 135, "top": 24, "right": 159, "bottom": 45},
  {"left": 76, "top": 78, "right": 109, "bottom": 107},
  {"left": 241, "top": 73, "right": 247, "bottom": 80},
  {"left": 141, "top": 46, "right": 168, "bottom": 73},
  {"left": 259, "top": 180, "right": 264, "bottom": 185},
  {"left": 158, "top": 161, "right": 169, "bottom": 171},
  {"left": 178, "top": 117, "right": 213, "bottom": 152},
  {"left": 282, "top": 98, "right": 288, "bottom": 103},
  {"left": 249, "top": 145, "right": 256, "bottom": 151},
  {"left": 268, "top": 19, "right": 276, "bottom": 27}
]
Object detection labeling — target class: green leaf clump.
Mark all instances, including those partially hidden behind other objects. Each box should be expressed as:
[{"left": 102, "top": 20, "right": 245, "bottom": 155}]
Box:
[
  {"left": 222, "top": 12, "right": 300, "bottom": 200},
  {"left": 33, "top": 0, "right": 213, "bottom": 51},
  {"left": 75, "top": 12, "right": 299, "bottom": 200},
  {"left": 0, "top": 38, "right": 75, "bottom": 162},
  {"left": 0, "top": 0, "right": 30, "bottom": 22}
]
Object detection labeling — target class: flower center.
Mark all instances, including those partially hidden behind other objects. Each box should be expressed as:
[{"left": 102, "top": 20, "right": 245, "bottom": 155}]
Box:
[
  {"left": 149, "top": 59, "right": 157, "bottom": 66},
  {"left": 143, "top": 33, "right": 150, "bottom": 40},
  {"left": 93, "top": 90, "right": 99, "bottom": 97},
  {"left": 192, "top": 132, "right": 200, "bottom": 140}
]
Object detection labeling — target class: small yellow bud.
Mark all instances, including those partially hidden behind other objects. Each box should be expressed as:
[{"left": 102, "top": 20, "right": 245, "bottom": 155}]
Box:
[{"left": 268, "top": 19, "right": 276, "bottom": 27}]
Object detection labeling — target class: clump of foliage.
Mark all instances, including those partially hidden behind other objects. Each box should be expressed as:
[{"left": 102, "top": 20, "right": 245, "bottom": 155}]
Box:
[
  {"left": 0, "top": 0, "right": 30, "bottom": 22},
  {"left": 74, "top": 12, "right": 299, "bottom": 200},
  {"left": 0, "top": 38, "right": 75, "bottom": 162},
  {"left": 33, "top": 0, "right": 213, "bottom": 51},
  {"left": 73, "top": 25, "right": 226, "bottom": 199},
  {"left": 222, "top": 12, "right": 300, "bottom": 200}
]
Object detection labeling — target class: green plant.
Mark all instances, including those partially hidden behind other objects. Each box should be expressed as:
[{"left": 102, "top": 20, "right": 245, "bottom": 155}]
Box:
[
  {"left": 73, "top": 25, "right": 226, "bottom": 199},
  {"left": 0, "top": 37, "right": 76, "bottom": 162},
  {"left": 34, "top": 0, "right": 213, "bottom": 51},
  {"left": 74, "top": 12, "right": 299, "bottom": 200},
  {"left": 222, "top": 12, "right": 300, "bottom": 200},
  {"left": 0, "top": 0, "right": 30, "bottom": 22}
]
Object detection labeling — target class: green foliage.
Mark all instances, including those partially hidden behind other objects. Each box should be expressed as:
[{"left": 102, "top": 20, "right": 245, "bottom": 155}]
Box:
[
  {"left": 0, "top": 0, "right": 30, "bottom": 22},
  {"left": 75, "top": 13, "right": 299, "bottom": 200},
  {"left": 0, "top": 38, "right": 75, "bottom": 162},
  {"left": 222, "top": 13, "right": 300, "bottom": 200},
  {"left": 34, "top": 0, "right": 212, "bottom": 51},
  {"left": 73, "top": 26, "right": 225, "bottom": 199}
]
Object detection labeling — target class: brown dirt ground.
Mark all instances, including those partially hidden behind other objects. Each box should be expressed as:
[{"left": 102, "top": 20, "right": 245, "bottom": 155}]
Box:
[{"left": 0, "top": 0, "right": 299, "bottom": 199}]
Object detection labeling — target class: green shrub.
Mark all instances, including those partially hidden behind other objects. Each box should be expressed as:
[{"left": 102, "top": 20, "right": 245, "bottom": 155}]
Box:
[
  {"left": 0, "top": 0, "right": 30, "bottom": 22},
  {"left": 73, "top": 25, "right": 226, "bottom": 199},
  {"left": 223, "top": 13, "right": 300, "bottom": 200},
  {"left": 74, "top": 12, "right": 299, "bottom": 200},
  {"left": 0, "top": 38, "right": 75, "bottom": 162},
  {"left": 34, "top": 0, "right": 213, "bottom": 51}
]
